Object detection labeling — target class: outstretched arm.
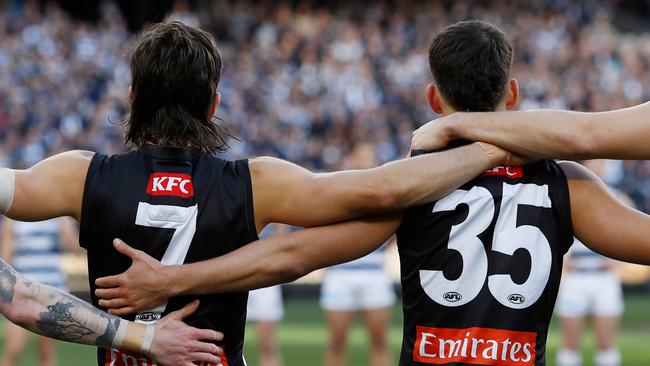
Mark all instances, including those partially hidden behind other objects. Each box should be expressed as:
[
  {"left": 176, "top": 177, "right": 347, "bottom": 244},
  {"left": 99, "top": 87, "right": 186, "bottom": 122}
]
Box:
[
  {"left": 0, "top": 257, "right": 223, "bottom": 365},
  {"left": 561, "top": 160, "right": 650, "bottom": 264},
  {"left": 412, "top": 102, "right": 650, "bottom": 160},
  {"left": 252, "top": 142, "right": 507, "bottom": 229},
  {"left": 2, "top": 150, "right": 93, "bottom": 222},
  {"left": 95, "top": 214, "right": 402, "bottom": 315}
]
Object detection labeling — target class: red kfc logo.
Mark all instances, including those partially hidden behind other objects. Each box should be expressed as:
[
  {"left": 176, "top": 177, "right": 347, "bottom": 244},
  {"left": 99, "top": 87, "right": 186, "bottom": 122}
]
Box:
[
  {"left": 482, "top": 166, "right": 524, "bottom": 179},
  {"left": 146, "top": 173, "right": 194, "bottom": 198},
  {"left": 413, "top": 326, "right": 536, "bottom": 365}
]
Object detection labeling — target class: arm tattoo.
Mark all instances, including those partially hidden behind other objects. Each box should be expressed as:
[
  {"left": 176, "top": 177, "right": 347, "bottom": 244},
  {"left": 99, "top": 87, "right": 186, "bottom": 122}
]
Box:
[
  {"left": 36, "top": 301, "right": 94, "bottom": 342},
  {"left": 35, "top": 290, "right": 120, "bottom": 347},
  {"left": 0, "top": 257, "right": 121, "bottom": 347},
  {"left": 0, "top": 258, "right": 17, "bottom": 304}
]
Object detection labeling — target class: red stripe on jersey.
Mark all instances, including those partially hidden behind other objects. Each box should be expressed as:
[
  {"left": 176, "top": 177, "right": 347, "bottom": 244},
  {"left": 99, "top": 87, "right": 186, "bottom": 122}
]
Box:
[{"left": 413, "top": 326, "right": 537, "bottom": 365}]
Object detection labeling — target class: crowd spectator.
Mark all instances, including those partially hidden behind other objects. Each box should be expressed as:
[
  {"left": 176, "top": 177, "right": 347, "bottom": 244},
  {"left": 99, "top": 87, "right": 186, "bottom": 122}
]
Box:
[{"left": 1, "top": 0, "right": 650, "bottom": 209}]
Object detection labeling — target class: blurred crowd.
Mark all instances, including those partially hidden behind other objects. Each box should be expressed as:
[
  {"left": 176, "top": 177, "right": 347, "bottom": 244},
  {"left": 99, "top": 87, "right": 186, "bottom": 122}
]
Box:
[{"left": 1, "top": 0, "right": 650, "bottom": 208}]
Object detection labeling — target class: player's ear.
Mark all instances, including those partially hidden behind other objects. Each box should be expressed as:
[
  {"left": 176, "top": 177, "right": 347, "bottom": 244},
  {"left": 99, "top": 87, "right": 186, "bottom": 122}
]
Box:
[
  {"left": 210, "top": 92, "right": 221, "bottom": 117},
  {"left": 128, "top": 85, "right": 132, "bottom": 99},
  {"left": 427, "top": 84, "right": 444, "bottom": 114},
  {"left": 505, "top": 79, "right": 519, "bottom": 110}
]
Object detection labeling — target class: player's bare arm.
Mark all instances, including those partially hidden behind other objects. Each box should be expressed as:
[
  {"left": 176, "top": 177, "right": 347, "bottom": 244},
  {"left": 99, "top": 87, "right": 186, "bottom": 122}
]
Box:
[
  {"left": 561, "top": 160, "right": 650, "bottom": 264},
  {"left": 251, "top": 142, "right": 510, "bottom": 229},
  {"left": 0, "top": 256, "right": 223, "bottom": 365},
  {"left": 96, "top": 214, "right": 401, "bottom": 314},
  {"left": 5, "top": 150, "right": 93, "bottom": 222},
  {"left": 411, "top": 101, "right": 650, "bottom": 160}
]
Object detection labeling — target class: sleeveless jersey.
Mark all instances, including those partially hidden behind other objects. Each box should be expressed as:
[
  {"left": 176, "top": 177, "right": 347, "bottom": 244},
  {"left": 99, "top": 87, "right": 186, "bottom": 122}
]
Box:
[
  {"left": 79, "top": 145, "right": 258, "bottom": 366},
  {"left": 12, "top": 219, "right": 66, "bottom": 290},
  {"left": 396, "top": 159, "right": 573, "bottom": 366}
]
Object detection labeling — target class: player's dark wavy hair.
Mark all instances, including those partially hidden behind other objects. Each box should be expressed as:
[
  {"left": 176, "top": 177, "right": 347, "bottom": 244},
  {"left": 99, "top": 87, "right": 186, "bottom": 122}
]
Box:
[
  {"left": 429, "top": 20, "right": 513, "bottom": 112},
  {"left": 123, "top": 20, "right": 230, "bottom": 154}
]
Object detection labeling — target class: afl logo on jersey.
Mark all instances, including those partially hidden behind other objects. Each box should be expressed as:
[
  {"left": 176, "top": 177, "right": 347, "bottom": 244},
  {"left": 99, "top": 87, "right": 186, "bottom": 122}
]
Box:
[
  {"left": 443, "top": 292, "right": 462, "bottom": 303},
  {"left": 135, "top": 312, "right": 161, "bottom": 323},
  {"left": 508, "top": 294, "right": 526, "bottom": 305},
  {"left": 147, "top": 173, "right": 194, "bottom": 198}
]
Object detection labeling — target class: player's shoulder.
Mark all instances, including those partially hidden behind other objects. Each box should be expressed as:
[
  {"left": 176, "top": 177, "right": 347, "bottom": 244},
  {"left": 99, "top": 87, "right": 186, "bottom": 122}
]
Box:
[
  {"left": 50, "top": 150, "right": 95, "bottom": 164},
  {"left": 556, "top": 160, "right": 599, "bottom": 182}
]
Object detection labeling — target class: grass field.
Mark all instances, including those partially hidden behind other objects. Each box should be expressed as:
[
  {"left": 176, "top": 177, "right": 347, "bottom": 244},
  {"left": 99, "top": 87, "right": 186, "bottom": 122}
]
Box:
[{"left": 1, "top": 295, "right": 649, "bottom": 365}]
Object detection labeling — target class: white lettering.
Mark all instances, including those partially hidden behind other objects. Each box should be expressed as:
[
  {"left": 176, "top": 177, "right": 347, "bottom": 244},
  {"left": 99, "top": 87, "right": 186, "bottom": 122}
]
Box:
[
  {"left": 419, "top": 333, "right": 437, "bottom": 358},
  {"left": 439, "top": 339, "right": 462, "bottom": 358},
  {"left": 510, "top": 342, "right": 522, "bottom": 361},
  {"left": 461, "top": 332, "right": 470, "bottom": 357},
  {"left": 109, "top": 348, "right": 119, "bottom": 366},
  {"left": 521, "top": 343, "right": 533, "bottom": 362},
  {"left": 180, "top": 179, "right": 191, "bottom": 194},
  {"left": 471, "top": 338, "right": 485, "bottom": 358},
  {"left": 152, "top": 177, "right": 166, "bottom": 192},
  {"left": 501, "top": 338, "right": 512, "bottom": 360},
  {"left": 482, "top": 340, "right": 499, "bottom": 360},
  {"left": 166, "top": 177, "right": 182, "bottom": 191}
]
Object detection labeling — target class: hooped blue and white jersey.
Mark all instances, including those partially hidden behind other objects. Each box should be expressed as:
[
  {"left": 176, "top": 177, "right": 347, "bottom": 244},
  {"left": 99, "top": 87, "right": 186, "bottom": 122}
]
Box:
[{"left": 12, "top": 219, "right": 66, "bottom": 290}]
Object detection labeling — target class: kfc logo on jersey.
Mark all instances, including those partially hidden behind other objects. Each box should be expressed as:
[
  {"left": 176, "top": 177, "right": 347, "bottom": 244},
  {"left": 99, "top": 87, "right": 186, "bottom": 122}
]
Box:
[
  {"left": 413, "top": 326, "right": 536, "bottom": 365},
  {"left": 482, "top": 166, "right": 524, "bottom": 179},
  {"left": 146, "top": 173, "right": 194, "bottom": 198},
  {"left": 104, "top": 348, "right": 226, "bottom": 366}
]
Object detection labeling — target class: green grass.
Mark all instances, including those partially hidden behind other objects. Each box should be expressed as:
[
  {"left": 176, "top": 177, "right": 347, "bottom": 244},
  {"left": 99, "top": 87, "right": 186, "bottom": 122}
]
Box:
[{"left": 1, "top": 295, "right": 649, "bottom": 365}]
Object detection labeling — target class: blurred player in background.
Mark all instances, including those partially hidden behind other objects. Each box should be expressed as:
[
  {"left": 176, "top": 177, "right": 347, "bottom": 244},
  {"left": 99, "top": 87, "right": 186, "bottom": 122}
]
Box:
[
  {"left": 555, "top": 160, "right": 631, "bottom": 366},
  {"left": 320, "top": 143, "right": 395, "bottom": 366},
  {"left": 247, "top": 224, "right": 287, "bottom": 366},
  {"left": 0, "top": 217, "right": 79, "bottom": 366}
]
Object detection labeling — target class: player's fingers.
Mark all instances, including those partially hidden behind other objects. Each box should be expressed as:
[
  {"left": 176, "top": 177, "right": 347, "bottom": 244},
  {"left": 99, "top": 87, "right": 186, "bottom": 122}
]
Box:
[
  {"left": 95, "top": 275, "right": 123, "bottom": 288},
  {"left": 113, "top": 238, "right": 145, "bottom": 260},
  {"left": 194, "top": 329, "right": 224, "bottom": 342},
  {"left": 94, "top": 287, "right": 123, "bottom": 299},
  {"left": 168, "top": 299, "right": 200, "bottom": 320},
  {"left": 108, "top": 307, "right": 136, "bottom": 316},
  {"left": 190, "top": 341, "right": 223, "bottom": 355},
  {"left": 188, "top": 352, "right": 221, "bottom": 365},
  {"left": 98, "top": 298, "right": 129, "bottom": 309}
]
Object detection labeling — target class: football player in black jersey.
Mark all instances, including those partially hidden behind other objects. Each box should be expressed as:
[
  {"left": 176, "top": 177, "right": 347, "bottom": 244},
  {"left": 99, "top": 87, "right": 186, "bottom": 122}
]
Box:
[
  {"left": 97, "top": 21, "right": 650, "bottom": 366},
  {"left": 0, "top": 20, "right": 527, "bottom": 366}
]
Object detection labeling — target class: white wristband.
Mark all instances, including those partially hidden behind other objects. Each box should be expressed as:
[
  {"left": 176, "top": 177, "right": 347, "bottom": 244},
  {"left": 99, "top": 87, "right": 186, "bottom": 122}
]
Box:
[
  {"left": 141, "top": 325, "right": 156, "bottom": 354},
  {"left": 0, "top": 169, "right": 15, "bottom": 214},
  {"left": 112, "top": 320, "right": 128, "bottom": 347}
]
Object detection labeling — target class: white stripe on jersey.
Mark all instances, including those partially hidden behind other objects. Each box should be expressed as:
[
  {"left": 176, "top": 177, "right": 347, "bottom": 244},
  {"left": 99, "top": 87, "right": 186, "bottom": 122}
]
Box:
[{"left": 13, "top": 254, "right": 62, "bottom": 269}]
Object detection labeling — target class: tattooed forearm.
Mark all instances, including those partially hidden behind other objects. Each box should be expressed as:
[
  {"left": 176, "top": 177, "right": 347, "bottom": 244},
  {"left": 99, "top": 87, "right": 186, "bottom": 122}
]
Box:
[
  {"left": 0, "top": 258, "right": 17, "bottom": 304},
  {"left": 31, "top": 285, "right": 121, "bottom": 347},
  {"left": 0, "top": 258, "right": 121, "bottom": 348},
  {"left": 36, "top": 302, "right": 94, "bottom": 341}
]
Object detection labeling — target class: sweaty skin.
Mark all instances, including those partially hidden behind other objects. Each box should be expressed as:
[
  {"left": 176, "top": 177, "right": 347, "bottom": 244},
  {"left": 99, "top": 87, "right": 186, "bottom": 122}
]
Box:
[{"left": 411, "top": 101, "right": 650, "bottom": 160}]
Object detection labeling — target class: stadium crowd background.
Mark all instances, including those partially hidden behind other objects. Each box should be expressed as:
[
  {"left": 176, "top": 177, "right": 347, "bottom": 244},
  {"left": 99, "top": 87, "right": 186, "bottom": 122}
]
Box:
[{"left": 1, "top": 0, "right": 650, "bottom": 210}]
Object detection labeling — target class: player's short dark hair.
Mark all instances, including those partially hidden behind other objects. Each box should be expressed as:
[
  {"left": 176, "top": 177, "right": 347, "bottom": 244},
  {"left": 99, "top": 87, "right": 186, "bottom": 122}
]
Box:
[
  {"left": 123, "top": 20, "right": 230, "bottom": 154},
  {"left": 428, "top": 20, "right": 513, "bottom": 112}
]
